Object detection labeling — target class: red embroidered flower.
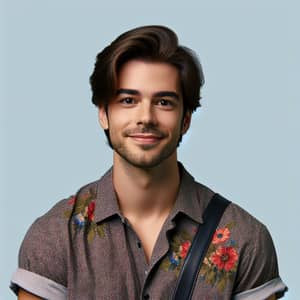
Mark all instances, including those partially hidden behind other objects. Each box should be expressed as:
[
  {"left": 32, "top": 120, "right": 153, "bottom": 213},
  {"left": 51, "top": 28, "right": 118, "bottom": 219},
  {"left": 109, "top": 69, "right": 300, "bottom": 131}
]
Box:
[
  {"left": 179, "top": 240, "right": 191, "bottom": 259},
  {"left": 67, "top": 196, "right": 76, "bottom": 205},
  {"left": 212, "top": 227, "right": 230, "bottom": 244},
  {"left": 210, "top": 246, "right": 238, "bottom": 271},
  {"left": 87, "top": 201, "right": 95, "bottom": 221}
]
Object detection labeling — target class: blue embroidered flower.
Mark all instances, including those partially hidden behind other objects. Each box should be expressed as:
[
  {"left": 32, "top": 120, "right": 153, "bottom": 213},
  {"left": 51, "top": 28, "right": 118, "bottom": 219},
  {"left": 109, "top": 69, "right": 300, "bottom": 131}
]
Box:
[
  {"left": 64, "top": 192, "right": 106, "bottom": 242},
  {"left": 73, "top": 213, "right": 86, "bottom": 228},
  {"left": 160, "top": 230, "right": 193, "bottom": 275},
  {"left": 169, "top": 251, "right": 181, "bottom": 267}
]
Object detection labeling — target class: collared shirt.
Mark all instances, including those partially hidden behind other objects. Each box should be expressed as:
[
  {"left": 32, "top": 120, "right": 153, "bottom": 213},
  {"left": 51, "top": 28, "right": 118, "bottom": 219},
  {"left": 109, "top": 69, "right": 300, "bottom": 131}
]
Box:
[{"left": 11, "top": 164, "right": 287, "bottom": 299}]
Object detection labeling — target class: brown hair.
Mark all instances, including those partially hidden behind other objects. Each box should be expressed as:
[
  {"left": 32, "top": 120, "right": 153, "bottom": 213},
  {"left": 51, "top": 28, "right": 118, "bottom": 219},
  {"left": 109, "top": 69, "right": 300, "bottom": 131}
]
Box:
[{"left": 90, "top": 25, "right": 204, "bottom": 113}]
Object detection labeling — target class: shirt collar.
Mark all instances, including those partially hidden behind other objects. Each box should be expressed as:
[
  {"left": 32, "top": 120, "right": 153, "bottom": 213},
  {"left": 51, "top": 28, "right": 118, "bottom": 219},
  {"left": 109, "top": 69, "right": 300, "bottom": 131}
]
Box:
[
  {"left": 94, "top": 168, "right": 123, "bottom": 223},
  {"left": 169, "top": 162, "right": 204, "bottom": 224},
  {"left": 93, "top": 163, "right": 206, "bottom": 224}
]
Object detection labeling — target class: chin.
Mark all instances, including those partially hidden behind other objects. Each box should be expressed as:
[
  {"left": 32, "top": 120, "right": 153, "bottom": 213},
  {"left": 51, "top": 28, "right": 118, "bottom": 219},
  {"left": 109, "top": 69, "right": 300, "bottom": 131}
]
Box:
[
  {"left": 117, "top": 151, "right": 172, "bottom": 169},
  {"left": 113, "top": 140, "right": 178, "bottom": 169},
  {"left": 123, "top": 156, "right": 165, "bottom": 169}
]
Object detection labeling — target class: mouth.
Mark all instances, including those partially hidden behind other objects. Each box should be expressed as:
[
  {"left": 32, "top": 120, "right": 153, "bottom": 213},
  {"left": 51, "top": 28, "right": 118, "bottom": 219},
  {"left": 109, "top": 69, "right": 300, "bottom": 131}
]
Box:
[{"left": 128, "top": 134, "right": 163, "bottom": 145}]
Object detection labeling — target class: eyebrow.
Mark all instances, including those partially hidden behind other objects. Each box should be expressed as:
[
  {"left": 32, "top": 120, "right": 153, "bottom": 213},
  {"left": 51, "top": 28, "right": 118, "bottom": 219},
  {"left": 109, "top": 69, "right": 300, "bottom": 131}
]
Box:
[
  {"left": 116, "top": 89, "right": 180, "bottom": 100},
  {"left": 116, "top": 89, "right": 139, "bottom": 95},
  {"left": 154, "top": 91, "right": 180, "bottom": 100}
]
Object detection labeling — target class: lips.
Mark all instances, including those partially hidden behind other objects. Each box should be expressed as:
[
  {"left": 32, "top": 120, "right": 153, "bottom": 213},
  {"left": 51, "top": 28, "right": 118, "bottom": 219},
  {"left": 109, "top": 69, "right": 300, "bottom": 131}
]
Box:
[
  {"left": 123, "top": 127, "right": 165, "bottom": 146},
  {"left": 125, "top": 127, "right": 165, "bottom": 137},
  {"left": 128, "top": 133, "right": 163, "bottom": 144}
]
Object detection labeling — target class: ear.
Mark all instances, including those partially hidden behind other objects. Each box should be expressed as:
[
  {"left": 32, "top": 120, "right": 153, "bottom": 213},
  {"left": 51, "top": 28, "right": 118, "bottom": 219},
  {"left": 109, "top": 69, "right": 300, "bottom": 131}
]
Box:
[
  {"left": 98, "top": 106, "right": 109, "bottom": 130},
  {"left": 181, "top": 111, "right": 191, "bottom": 134}
]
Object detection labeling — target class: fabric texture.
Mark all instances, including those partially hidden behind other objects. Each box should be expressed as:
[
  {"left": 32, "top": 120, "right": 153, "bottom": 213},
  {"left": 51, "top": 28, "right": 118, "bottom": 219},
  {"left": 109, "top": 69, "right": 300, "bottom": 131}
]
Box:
[
  {"left": 10, "top": 164, "right": 287, "bottom": 299},
  {"left": 10, "top": 269, "right": 67, "bottom": 300}
]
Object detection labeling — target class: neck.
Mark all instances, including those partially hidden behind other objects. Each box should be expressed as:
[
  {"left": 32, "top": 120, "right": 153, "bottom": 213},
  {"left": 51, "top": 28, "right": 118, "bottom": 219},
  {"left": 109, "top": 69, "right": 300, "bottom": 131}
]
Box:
[{"left": 112, "top": 153, "right": 180, "bottom": 220}]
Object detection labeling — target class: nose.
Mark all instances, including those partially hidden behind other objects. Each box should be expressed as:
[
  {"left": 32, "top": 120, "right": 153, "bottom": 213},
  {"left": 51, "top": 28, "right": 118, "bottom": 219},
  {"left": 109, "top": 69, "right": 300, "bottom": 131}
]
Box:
[{"left": 136, "top": 100, "right": 157, "bottom": 126}]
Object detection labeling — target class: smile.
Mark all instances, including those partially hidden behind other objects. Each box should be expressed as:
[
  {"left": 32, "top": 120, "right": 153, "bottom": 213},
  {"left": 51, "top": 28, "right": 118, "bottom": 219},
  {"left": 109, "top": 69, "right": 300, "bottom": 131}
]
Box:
[{"left": 128, "top": 134, "right": 163, "bottom": 145}]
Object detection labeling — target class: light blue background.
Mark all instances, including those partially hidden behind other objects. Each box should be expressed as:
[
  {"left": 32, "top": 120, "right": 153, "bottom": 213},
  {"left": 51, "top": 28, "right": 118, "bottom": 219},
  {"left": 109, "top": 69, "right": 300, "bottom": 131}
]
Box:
[{"left": 1, "top": 1, "right": 299, "bottom": 299}]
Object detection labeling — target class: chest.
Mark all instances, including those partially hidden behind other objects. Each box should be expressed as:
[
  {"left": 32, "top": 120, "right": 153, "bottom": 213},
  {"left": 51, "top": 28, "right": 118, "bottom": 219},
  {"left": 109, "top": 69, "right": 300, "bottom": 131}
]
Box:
[
  {"left": 128, "top": 216, "right": 168, "bottom": 264},
  {"left": 66, "top": 217, "right": 238, "bottom": 300}
]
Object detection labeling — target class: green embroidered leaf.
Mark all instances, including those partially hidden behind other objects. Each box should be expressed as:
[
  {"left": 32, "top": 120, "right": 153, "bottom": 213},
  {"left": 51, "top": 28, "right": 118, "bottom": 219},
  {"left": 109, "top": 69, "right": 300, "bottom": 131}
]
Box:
[
  {"left": 181, "top": 231, "right": 191, "bottom": 241},
  {"left": 74, "top": 192, "right": 93, "bottom": 214},
  {"left": 207, "top": 243, "right": 216, "bottom": 255},
  {"left": 64, "top": 210, "right": 72, "bottom": 218},
  {"left": 63, "top": 189, "right": 104, "bottom": 242},
  {"left": 206, "top": 269, "right": 216, "bottom": 284},
  {"left": 81, "top": 193, "right": 91, "bottom": 201},
  {"left": 173, "top": 236, "right": 181, "bottom": 245},
  {"left": 87, "top": 227, "right": 96, "bottom": 242},
  {"left": 226, "top": 222, "right": 236, "bottom": 230},
  {"left": 83, "top": 197, "right": 93, "bottom": 207},
  {"left": 199, "top": 263, "right": 209, "bottom": 276},
  {"left": 97, "top": 224, "right": 106, "bottom": 237},
  {"left": 90, "top": 222, "right": 96, "bottom": 230},
  {"left": 74, "top": 202, "right": 87, "bottom": 215},
  {"left": 174, "top": 268, "right": 180, "bottom": 277},
  {"left": 82, "top": 190, "right": 96, "bottom": 204},
  {"left": 160, "top": 259, "right": 170, "bottom": 271},
  {"left": 171, "top": 240, "right": 181, "bottom": 251},
  {"left": 216, "top": 277, "right": 227, "bottom": 292}
]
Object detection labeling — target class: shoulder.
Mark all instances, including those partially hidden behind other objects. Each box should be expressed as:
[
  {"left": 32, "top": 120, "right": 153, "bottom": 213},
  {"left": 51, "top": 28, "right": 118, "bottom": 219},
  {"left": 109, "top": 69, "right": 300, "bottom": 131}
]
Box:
[
  {"left": 11, "top": 178, "right": 102, "bottom": 298},
  {"left": 17, "top": 178, "right": 100, "bottom": 284},
  {"left": 185, "top": 169, "right": 272, "bottom": 249},
  {"left": 193, "top": 187, "right": 287, "bottom": 297},
  {"left": 222, "top": 201, "right": 270, "bottom": 236},
  {"left": 30, "top": 178, "right": 99, "bottom": 226},
  {"left": 192, "top": 180, "right": 276, "bottom": 262},
  {"left": 191, "top": 176, "right": 273, "bottom": 250},
  {"left": 178, "top": 165, "right": 287, "bottom": 297},
  {"left": 22, "top": 179, "right": 99, "bottom": 241},
  {"left": 215, "top": 200, "right": 284, "bottom": 296},
  {"left": 222, "top": 202, "right": 278, "bottom": 277}
]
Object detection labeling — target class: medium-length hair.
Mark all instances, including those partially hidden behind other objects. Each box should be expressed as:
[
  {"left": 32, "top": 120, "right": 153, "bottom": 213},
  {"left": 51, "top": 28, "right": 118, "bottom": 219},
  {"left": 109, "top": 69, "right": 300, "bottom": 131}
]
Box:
[{"left": 90, "top": 25, "right": 205, "bottom": 113}]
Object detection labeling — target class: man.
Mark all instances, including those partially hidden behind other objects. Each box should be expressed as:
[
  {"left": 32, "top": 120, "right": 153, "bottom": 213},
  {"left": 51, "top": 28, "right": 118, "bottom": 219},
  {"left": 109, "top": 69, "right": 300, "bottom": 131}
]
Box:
[{"left": 11, "top": 25, "right": 287, "bottom": 299}]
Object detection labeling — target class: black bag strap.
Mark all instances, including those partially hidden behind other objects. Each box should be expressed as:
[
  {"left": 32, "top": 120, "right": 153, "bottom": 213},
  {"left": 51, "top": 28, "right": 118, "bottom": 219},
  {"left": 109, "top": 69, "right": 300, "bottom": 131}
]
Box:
[{"left": 172, "top": 193, "right": 231, "bottom": 300}]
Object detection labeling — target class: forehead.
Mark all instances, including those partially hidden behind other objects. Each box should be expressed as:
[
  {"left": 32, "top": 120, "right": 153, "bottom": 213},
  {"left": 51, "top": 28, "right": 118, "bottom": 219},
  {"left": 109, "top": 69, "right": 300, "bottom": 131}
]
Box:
[{"left": 117, "top": 60, "right": 181, "bottom": 94}]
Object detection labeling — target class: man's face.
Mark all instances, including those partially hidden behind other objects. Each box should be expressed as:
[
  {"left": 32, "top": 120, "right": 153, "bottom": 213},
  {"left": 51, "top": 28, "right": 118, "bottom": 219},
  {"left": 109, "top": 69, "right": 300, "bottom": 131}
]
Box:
[{"left": 99, "top": 60, "right": 191, "bottom": 169}]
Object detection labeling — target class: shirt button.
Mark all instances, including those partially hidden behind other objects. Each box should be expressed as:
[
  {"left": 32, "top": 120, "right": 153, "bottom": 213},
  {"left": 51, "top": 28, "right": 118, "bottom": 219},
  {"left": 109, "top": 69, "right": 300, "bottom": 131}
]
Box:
[
  {"left": 137, "top": 241, "right": 142, "bottom": 248},
  {"left": 143, "top": 294, "right": 150, "bottom": 300}
]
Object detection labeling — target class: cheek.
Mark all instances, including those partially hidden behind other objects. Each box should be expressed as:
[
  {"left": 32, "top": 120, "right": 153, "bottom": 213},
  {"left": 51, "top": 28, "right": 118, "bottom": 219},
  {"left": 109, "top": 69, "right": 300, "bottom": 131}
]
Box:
[
  {"left": 107, "top": 110, "right": 132, "bottom": 131},
  {"left": 159, "top": 113, "right": 182, "bottom": 133}
]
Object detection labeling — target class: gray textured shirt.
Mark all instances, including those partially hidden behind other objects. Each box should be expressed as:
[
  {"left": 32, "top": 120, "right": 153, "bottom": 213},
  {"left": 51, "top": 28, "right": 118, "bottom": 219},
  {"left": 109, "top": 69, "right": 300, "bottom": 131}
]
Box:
[{"left": 11, "top": 164, "right": 287, "bottom": 299}]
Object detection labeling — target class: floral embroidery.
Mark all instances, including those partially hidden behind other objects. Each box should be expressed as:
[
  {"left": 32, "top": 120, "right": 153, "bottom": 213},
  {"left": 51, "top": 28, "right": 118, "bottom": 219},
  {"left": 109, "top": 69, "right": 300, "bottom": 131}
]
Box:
[
  {"left": 179, "top": 240, "right": 191, "bottom": 259},
  {"left": 212, "top": 227, "right": 230, "bottom": 244},
  {"left": 210, "top": 246, "right": 238, "bottom": 271},
  {"left": 63, "top": 190, "right": 106, "bottom": 242},
  {"left": 160, "top": 230, "right": 193, "bottom": 276},
  {"left": 199, "top": 222, "right": 239, "bottom": 292},
  {"left": 160, "top": 222, "right": 239, "bottom": 293}
]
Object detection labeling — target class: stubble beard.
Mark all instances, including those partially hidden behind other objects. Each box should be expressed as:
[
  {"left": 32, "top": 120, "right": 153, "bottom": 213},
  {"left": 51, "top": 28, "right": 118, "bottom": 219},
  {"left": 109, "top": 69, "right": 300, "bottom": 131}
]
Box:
[{"left": 112, "top": 134, "right": 180, "bottom": 169}]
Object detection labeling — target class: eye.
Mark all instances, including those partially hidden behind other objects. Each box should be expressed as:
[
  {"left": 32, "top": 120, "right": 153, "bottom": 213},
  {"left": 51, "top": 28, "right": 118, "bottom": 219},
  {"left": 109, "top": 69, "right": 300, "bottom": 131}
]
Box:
[
  {"left": 157, "top": 99, "right": 174, "bottom": 107},
  {"left": 120, "top": 97, "right": 135, "bottom": 105}
]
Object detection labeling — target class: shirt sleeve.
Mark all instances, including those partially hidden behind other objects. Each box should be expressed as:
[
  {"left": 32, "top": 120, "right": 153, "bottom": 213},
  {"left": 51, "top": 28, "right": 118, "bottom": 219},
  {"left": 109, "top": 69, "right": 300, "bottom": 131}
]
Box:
[
  {"left": 233, "top": 223, "right": 287, "bottom": 299},
  {"left": 10, "top": 216, "right": 68, "bottom": 299}
]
